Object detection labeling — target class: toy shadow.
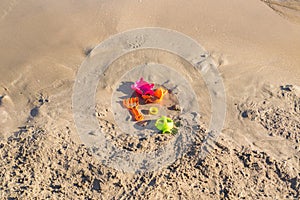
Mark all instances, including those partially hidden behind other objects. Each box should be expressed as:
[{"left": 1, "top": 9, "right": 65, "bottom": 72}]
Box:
[
  {"left": 117, "top": 81, "right": 136, "bottom": 99},
  {"left": 133, "top": 119, "right": 157, "bottom": 131}
]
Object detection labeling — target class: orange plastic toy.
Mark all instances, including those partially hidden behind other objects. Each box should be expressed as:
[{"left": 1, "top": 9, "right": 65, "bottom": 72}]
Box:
[
  {"left": 123, "top": 97, "right": 144, "bottom": 121},
  {"left": 142, "top": 88, "right": 168, "bottom": 103}
]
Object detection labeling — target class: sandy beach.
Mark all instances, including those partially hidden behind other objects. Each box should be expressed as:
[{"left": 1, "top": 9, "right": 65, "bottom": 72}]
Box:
[{"left": 0, "top": 0, "right": 299, "bottom": 199}]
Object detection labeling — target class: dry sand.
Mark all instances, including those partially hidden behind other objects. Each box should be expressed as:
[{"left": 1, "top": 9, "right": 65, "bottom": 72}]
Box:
[{"left": 0, "top": 0, "right": 300, "bottom": 199}]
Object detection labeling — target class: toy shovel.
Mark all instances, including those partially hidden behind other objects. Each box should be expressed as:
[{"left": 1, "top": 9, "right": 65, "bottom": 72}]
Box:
[{"left": 123, "top": 97, "right": 144, "bottom": 121}]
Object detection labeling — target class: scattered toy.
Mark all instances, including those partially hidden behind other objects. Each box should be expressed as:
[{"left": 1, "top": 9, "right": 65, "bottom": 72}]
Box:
[
  {"left": 131, "top": 77, "right": 154, "bottom": 95},
  {"left": 149, "top": 107, "right": 158, "bottom": 115},
  {"left": 124, "top": 78, "right": 174, "bottom": 129},
  {"left": 142, "top": 87, "right": 168, "bottom": 103},
  {"left": 155, "top": 116, "right": 174, "bottom": 133},
  {"left": 123, "top": 97, "right": 144, "bottom": 121}
]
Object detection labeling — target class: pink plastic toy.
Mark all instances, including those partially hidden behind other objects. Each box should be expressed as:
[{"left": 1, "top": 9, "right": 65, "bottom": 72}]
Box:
[{"left": 131, "top": 77, "right": 154, "bottom": 95}]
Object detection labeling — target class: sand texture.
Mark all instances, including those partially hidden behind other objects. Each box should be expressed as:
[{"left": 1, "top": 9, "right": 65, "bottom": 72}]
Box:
[{"left": 0, "top": 0, "right": 300, "bottom": 199}]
